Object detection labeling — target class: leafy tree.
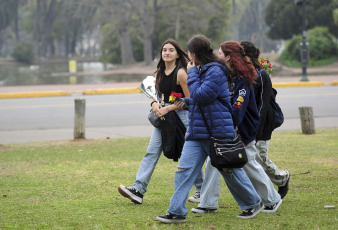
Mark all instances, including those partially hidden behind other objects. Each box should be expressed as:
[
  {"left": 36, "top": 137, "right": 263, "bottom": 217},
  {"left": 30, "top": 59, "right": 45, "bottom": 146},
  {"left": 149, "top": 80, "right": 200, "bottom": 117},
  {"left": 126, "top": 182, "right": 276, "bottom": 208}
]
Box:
[
  {"left": 265, "top": 0, "right": 338, "bottom": 40},
  {"left": 100, "top": 24, "right": 121, "bottom": 64},
  {"left": 280, "top": 27, "right": 338, "bottom": 66},
  {"left": 238, "top": 0, "right": 275, "bottom": 52}
]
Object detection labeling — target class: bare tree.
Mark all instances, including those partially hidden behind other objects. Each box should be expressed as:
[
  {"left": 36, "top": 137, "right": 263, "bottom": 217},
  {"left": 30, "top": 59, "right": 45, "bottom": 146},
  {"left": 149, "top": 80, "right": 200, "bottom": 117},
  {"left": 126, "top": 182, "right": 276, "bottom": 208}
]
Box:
[
  {"left": 32, "top": 0, "right": 57, "bottom": 57},
  {"left": 127, "top": 0, "right": 161, "bottom": 65},
  {"left": 95, "top": 0, "right": 136, "bottom": 64}
]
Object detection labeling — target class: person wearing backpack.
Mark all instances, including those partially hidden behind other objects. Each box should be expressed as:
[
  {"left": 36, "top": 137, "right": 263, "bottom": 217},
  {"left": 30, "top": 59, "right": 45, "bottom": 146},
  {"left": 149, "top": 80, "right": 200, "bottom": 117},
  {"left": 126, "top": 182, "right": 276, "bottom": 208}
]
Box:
[
  {"left": 240, "top": 40, "right": 290, "bottom": 199},
  {"left": 191, "top": 41, "right": 282, "bottom": 215}
]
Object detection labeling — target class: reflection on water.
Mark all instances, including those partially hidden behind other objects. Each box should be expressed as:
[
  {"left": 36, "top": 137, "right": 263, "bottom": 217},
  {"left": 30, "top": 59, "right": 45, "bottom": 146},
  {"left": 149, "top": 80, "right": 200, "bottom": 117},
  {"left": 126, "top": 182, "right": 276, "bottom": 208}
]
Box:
[{"left": 0, "top": 62, "right": 145, "bottom": 86}]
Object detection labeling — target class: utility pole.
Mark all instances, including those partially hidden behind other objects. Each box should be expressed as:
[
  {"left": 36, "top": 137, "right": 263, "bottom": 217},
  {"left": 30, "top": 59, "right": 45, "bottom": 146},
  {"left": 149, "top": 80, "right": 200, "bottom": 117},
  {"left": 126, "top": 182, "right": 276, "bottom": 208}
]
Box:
[{"left": 295, "top": 0, "right": 310, "bottom": 81}]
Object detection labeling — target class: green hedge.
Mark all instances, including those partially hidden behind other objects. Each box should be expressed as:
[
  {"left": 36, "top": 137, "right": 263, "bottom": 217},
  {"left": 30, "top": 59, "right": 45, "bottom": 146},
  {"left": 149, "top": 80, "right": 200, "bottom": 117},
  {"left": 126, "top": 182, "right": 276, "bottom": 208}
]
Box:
[
  {"left": 11, "top": 41, "right": 34, "bottom": 64},
  {"left": 280, "top": 27, "right": 338, "bottom": 67}
]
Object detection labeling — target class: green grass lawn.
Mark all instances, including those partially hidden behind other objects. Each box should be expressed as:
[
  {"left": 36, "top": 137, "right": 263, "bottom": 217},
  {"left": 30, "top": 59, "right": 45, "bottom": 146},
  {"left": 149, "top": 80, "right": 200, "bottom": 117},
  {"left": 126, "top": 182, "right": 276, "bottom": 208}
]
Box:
[{"left": 1, "top": 128, "right": 337, "bottom": 230}]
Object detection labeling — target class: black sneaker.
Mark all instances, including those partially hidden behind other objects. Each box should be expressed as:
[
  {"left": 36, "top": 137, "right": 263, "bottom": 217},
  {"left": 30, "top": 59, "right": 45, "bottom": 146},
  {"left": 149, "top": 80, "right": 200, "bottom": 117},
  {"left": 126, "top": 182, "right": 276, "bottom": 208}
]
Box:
[
  {"left": 278, "top": 174, "right": 290, "bottom": 199},
  {"left": 191, "top": 207, "right": 217, "bottom": 213},
  {"left": 237, "top": 202, "right": 264, "bottom": 219},
  {"left": 118, "top": 185, "right": 143, "bottom": 204},
  {"left": 155, "top": 213, "right": 186, "bottom": 224},
  {"left": 262, "top": 199, "right": 282, "bottom": 213}
]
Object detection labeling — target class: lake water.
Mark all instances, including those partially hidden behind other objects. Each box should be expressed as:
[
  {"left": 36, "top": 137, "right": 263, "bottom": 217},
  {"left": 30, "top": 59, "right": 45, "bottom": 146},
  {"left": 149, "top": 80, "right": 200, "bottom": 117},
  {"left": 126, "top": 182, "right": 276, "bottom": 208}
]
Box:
[{"left": 0, "top": 61, "right": 145, "bottom": 86}]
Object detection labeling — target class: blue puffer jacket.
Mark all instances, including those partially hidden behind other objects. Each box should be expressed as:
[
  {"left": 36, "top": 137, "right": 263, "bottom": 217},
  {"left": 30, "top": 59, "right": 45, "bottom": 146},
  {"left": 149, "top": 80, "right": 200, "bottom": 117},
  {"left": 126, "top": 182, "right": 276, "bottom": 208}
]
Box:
[{"left": 184, "top": 62, "right": 235, "bottom": 140}]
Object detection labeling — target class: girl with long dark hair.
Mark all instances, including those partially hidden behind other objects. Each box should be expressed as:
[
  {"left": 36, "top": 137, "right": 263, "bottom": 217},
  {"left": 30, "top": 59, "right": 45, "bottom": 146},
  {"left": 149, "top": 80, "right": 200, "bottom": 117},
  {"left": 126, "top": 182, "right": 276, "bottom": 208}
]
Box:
[
  {"left": 118, "top": 39, "right": 203, "bottom": 204},
  {"left": 156, "top": 35, "right": 263, "bottom": 224}
]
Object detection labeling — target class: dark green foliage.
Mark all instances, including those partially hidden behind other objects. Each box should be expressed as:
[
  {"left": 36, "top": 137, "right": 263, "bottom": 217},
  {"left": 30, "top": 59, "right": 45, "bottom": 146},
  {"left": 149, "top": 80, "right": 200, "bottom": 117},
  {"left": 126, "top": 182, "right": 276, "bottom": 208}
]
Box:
[
  {"left": 280, "top": 27, "right": 338, "bottom": 66},
  {"left": 11, "top": 41, "right": 34, "bottom": 64},
  {"left": 265, "top": 0, "right": 338, "bottom": 40}
]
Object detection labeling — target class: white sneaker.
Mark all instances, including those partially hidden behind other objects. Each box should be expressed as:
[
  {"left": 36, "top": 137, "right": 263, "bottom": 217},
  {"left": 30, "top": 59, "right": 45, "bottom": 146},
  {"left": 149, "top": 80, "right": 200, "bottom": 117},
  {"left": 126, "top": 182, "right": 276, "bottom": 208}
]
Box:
[
  {"left": 188, "top": 191, "right": 200, "bottom": 203},
  {"left": 191, "top": 207, "right": 217, "bottom": 213}
]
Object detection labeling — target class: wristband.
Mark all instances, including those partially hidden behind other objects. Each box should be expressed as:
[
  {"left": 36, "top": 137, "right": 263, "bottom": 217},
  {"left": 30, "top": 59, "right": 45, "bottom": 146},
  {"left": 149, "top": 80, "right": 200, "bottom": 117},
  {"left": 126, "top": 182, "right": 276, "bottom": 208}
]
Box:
[{"left": 150, "top": 101, "right": 156, "bottom": 106}]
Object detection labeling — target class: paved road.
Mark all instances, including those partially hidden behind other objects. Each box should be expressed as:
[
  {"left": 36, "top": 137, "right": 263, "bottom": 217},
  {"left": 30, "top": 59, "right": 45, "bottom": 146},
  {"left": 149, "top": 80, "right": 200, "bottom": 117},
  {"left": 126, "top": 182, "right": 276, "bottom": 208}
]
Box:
[{"left": 0, "top": 85, "right": 337, "bottom": 144}]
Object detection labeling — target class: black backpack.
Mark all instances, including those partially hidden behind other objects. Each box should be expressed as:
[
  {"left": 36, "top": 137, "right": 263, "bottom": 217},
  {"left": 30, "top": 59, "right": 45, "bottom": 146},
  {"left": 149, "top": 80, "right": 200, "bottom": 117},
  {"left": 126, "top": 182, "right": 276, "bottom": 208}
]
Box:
[
  {"left": 270, "top": 88, "right": 284, "bottom": 129},
  {"left": 258, "top": 69, "right": 284, "bottom": 129}
]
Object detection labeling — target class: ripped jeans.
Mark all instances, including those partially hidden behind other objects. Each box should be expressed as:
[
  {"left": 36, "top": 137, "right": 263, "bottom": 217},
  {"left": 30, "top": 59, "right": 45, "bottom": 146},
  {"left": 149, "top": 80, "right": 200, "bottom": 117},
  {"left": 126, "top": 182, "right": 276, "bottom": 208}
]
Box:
[
  {"left": 167, "top": 140, "right": 261, "bottom": 217},
  {"left": 133, "top": 108, "right": 203, "bottom": 195}
]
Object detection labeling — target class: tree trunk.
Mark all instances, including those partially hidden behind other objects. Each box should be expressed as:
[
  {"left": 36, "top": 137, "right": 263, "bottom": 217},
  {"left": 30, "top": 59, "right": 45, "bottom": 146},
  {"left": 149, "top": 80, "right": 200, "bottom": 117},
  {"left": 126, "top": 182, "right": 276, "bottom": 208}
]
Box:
[
  {"left": 14, "top": 1, "right": 19, "bottom": 42},
  {"left": 231, "top": 0, "right": 239, "bottom": 41},
  {"left": 118, "top": 26, "right": 135, "bottom": 64},
  {"left": 33, "top": 0, "right": 42, "bottom": 56},
  {"left": 141, "top": 0, "right": 153, "bottom": 65},
  {"left": 299, "top": 107, "right": 315, "bottom": 134},
  {"left": 40, "top": 0, "right": 56, "bottom": 57},
  {"left": 143, "top": 33, "right": 153, "bottom": 65},
  {"left": 174, "top": 1, "right": 180, "bottom": 41},
  {"left": 64, "top": 33, "right": 69, "bottom": 57}
]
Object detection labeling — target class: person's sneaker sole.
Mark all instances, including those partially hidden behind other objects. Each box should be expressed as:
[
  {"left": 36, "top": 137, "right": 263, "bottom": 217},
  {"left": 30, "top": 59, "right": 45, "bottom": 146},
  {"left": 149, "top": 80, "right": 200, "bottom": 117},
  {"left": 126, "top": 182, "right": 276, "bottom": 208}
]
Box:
[
  {"left": 237, "top": 204, "right": 264, "bottom": 219},
  {"left": 191, "top": 207, "right": 217, "bottom": 213},
  {"left": 188, "top": 197, "right": 200, "bottom": 203},
  {"left": 155, "top": 216, "right": 186, "bottom": 224},
  {"left": 118, "top": 185, "right": 143, "bottom": 204},
  {"left": 262, "top": 199, "right": 283, "bottom": 213}
]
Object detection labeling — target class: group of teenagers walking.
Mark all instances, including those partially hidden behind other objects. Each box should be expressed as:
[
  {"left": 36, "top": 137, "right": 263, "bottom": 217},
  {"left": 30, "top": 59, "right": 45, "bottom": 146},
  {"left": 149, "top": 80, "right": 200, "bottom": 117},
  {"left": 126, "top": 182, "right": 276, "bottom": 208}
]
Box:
[{"left": 118, "top": 34, "right": 290, "bottom": 224}]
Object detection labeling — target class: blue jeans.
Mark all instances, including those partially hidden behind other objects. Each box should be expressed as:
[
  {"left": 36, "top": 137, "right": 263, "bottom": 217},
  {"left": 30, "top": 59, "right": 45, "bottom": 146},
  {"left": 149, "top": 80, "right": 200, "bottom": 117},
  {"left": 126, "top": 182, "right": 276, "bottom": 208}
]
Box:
[
  {"left": 167, "top": 140, "right": 261, "bottom": 217},
  {"left": 133, "top": 108, "right": 203, "bottom": 195},
  {"left": 198, "top": 140, "right": 281, "bottom": 209}
]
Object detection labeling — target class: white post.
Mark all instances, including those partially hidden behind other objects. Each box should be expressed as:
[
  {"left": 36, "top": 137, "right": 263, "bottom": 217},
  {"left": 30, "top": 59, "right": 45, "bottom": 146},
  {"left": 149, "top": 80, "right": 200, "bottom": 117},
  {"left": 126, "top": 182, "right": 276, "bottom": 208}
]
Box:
[{"left": 74, "top": 99, "right": 86, "bottom": 139}]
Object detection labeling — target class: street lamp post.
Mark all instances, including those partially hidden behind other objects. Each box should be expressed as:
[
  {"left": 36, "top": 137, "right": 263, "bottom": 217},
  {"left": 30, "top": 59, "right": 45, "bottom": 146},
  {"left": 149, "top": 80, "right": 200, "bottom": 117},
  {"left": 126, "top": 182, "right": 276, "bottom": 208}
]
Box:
[{"left": 295, "top": 0, "right": 309, "bottom": 81}]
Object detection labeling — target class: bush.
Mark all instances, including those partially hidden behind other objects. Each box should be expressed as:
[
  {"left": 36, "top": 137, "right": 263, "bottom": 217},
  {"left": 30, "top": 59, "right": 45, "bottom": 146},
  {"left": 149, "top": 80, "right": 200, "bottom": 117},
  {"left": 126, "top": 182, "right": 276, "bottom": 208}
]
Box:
[
  {"left": 11, "top": 41, "right": 34, "bottom": 64},
  {"left": 280, "top": 27, "right": 338, "bottom": 66}
]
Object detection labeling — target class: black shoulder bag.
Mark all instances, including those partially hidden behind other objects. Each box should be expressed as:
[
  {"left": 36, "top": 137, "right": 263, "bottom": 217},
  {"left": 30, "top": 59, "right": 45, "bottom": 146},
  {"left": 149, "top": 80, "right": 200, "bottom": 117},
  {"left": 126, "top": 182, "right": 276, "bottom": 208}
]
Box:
[{"left": 198, "top": 103, "right": 247, "bottom": 169}]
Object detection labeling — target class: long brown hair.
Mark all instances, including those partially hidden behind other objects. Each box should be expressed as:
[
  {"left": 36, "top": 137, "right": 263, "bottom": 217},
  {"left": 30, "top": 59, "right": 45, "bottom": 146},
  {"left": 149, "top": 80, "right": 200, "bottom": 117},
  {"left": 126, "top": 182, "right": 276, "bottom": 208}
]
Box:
[
  {"left": 154, "top": 39, "right": 189, "bottom": 96},
  {"left": 186, "top": 34, "right": 221, "bottom": 66},
  {"left": 220, "top": 41, "right": 257, "bottom": 87}
]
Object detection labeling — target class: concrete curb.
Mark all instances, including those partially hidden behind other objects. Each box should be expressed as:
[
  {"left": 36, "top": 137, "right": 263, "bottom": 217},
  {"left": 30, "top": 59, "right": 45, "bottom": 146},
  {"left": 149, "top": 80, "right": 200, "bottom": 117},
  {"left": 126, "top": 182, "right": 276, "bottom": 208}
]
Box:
[
  {"left": 83, "top": 87, "right": 142, "bottom": 95},
  {"left": 0, "top": 91, "right": 71, "bottom": 99},
  {"left": 272, "top": 81, "right": 325, "bottom": 88},
  {"left": 0, "top": 81, "right": 336, "bottom": 99}
]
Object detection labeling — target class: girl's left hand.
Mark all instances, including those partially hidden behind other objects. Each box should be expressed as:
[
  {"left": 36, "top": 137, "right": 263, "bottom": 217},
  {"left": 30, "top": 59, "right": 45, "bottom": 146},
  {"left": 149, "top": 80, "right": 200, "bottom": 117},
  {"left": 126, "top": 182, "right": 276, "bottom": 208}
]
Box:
[
  {"left": 187, "top": 60, "right": 195, "bottom": 71},
  {"left": 174, "top": 99, "right": 186, "bottom": 109}
]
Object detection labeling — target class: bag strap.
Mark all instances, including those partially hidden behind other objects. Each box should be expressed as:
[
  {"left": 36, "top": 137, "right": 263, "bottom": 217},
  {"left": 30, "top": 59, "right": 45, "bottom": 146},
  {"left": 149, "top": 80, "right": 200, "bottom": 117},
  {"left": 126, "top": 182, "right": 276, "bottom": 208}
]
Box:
[
  {"left": 171, "top": 67, "right": 179, "bottom": 94},
  {"left": 257, "top": 68, "right": 264, "bottom": 77},
  {"left": 198, "top": 105, "right": 212, "bottom": 136}
]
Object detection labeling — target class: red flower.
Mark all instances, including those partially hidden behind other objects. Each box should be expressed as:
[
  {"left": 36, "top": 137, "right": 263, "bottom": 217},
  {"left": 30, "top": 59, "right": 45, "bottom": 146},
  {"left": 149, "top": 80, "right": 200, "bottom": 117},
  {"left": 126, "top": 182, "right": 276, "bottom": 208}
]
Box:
[{"left": 259, "top": 57, "right": 274, "bottom": 74}]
